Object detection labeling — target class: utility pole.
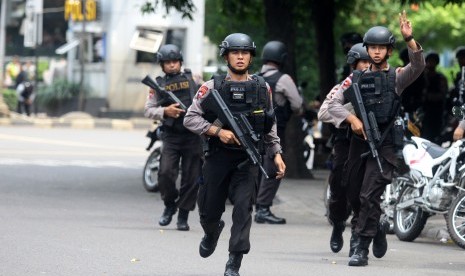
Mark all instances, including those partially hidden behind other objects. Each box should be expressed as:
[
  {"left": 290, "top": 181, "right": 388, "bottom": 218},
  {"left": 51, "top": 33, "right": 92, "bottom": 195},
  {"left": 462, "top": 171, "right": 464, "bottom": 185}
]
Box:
[
  {"left": 78, "top": 0, "right": 87, "bottom": 111},
  {"left": 0, "top": 0, "right": 10, "bottom": 117}
]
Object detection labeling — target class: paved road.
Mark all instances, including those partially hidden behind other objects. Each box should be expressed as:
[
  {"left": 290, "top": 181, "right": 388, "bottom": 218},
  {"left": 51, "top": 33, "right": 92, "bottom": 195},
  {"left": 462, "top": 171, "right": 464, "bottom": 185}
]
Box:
[{"left": 0, "top": 126, "right": 464, "bottom": 275}]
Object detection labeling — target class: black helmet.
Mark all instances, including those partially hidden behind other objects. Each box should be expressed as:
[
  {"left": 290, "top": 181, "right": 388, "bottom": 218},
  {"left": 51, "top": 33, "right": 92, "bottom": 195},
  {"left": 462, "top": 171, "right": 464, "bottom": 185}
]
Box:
[
  {"left": 425, "top": 51, "right": 440, "bottom": 64},
  {"left": 346, "top": 43, "right": 370, "bottom": 65},
  {"left": 363, "top": 26, "right": 395, "bottom": 47},
  {"left": 261, "top": 41, "right": 287, "bottom": 65},
  {"left": 455, "top": 46, "right": 465, "bottom": 59},
  {"left": 219, "top": 33, "right": 256, "bottom": 56},
  {"left": 156, "top": 44, "right": 183, "bottom": 63}
]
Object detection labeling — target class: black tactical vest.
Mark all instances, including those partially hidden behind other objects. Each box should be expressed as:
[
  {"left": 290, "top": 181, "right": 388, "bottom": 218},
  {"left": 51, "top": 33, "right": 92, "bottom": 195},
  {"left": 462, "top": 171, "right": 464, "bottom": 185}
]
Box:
[
  {"left": 259, "top": 70, "right": 292, "bottom": 128},
  {"left": 204, "top": 75, "right": 272, "bottom": 149},
  {"left": 353, "top": 67, "right": 400, "bottom": 125},
  {"left": 156, "top": 70, "right": 196, "bottom": 133}
]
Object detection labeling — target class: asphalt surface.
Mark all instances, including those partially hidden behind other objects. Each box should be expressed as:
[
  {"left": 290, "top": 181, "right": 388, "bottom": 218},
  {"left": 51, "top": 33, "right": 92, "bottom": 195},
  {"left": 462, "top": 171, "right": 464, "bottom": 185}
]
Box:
[{"left": 0, "top": 116, "right": 464, "bottom": 275}]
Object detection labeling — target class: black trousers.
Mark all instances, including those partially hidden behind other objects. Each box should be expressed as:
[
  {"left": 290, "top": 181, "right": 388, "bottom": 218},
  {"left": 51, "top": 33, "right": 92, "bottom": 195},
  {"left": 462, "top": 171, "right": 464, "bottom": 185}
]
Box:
[
  {"left": 344, "top": 135, "right": 396, "bottom": 237},
  {"left": 158, "top": 131, "right": 202, "bottom": 211},
  {"left": 198, "top": 148, "right": 258, "bottom": 254},
  {"left": 328, "top": 138, "right": 351, "bottom": 224},
  {"left": 17, "top": 101, "right": 31, "bottom": 116},
  {"left": 256, "top": 125, "right": 285, "bottom": 206}
]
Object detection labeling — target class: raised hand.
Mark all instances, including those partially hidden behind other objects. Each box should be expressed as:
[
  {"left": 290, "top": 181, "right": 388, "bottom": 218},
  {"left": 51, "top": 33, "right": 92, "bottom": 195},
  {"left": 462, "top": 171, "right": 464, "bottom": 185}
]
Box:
[{"left": 399, "top": 10, "right": 412, "bottom": 39}]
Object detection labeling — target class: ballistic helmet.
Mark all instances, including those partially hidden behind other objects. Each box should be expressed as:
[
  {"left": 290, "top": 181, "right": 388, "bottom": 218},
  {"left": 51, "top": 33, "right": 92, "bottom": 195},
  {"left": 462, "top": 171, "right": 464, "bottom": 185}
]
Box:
[
  {"left": 363, "top": 26, "right": 395, "bottom": 47},
  {"left": 219, "top": 33, "right": 256, "bottom": 56},
  {"left": 156, "top": 44, "right": 183, "bottom": 63},
  {"left": 261, "top": 41, "right": 287, "bottom": 65},
  {"left": 455, "top": 46, "right": 465, "bottom": 59},
  {"left": 346, "top": 43, "right": 370, "bottom": 65}
]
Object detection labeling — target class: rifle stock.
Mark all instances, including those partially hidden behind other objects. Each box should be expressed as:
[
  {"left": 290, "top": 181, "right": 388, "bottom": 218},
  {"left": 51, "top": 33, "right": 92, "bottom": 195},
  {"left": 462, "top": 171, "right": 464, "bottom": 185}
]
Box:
[
  {"left": 350, "top": 83, "right": 384, "bottom": 173},
  {"left": 141, "top": 75, "right": 187, "bottom": 111},
  {"left": 201, "top": 89, "right": 270, "bottom": 179}
]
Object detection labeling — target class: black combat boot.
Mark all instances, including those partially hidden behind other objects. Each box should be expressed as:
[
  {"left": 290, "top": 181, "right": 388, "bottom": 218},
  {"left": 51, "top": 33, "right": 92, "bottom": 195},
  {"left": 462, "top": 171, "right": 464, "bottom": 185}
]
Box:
[
  {"left": 349, "top": 231, "right": 359, "bottom": 257},
  {"left": 330, "top": 221, "right": 345, "bottom": 253},
  {"left": 176, "top": 209, "right": 190, "bottom": 231},
  {"left": 224, "top": 253, "right": 243, "bottom": 276},
  {"left": 372, "top": 220, "right": 389, "bottom": 258},
  {"left": 254, "top": 205, "right": 286, "bottom": 224},
  {"left": 159, "top": 205, "right": 177, "bottom": 226},
  {"left": 348, "top": 236, "right": 371, "bottom": 266},
  {"left": 199, "top": 220, "right": 225, "bottom": 258}
]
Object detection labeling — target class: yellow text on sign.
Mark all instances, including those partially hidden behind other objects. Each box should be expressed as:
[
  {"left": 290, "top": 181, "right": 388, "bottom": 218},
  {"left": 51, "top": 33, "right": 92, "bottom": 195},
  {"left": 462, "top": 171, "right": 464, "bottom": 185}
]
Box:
[{"left": 64, "top": 0, "right": 97, "bottom": 21}]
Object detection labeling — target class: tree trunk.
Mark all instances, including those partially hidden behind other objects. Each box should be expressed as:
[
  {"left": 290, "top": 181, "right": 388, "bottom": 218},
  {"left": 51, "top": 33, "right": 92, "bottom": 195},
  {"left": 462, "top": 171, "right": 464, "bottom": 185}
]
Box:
[
  {"left": 310, "top": 0, "right": 336, "bottom": 102},
  {"left": 262, "top": 0, "right": 311, "bottom": 178},
  {"left": 263, "top": 0, "right": 296, "bottom": 78}
]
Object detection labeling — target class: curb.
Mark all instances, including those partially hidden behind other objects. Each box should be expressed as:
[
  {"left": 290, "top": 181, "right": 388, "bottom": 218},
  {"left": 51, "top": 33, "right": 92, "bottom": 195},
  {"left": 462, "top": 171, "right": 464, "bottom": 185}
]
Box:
[{"left": 0, "top": 114, "right": 153, "bottom": 130}]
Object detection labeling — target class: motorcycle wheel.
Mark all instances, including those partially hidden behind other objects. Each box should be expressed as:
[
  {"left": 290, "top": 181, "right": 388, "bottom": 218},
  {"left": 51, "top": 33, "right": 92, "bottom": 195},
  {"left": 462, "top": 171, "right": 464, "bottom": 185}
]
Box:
[
  {"left": 382, "top": 175, "right": 408, "bottom": 234},
  {"left": 446, "top": 192, "right": 465, "bottom": 249},
  {"left": 394, "top": 185, "right": 428, "bottom": 241},
  {"left": 142, "top": 148, "right": 161, "bottom": 192}
]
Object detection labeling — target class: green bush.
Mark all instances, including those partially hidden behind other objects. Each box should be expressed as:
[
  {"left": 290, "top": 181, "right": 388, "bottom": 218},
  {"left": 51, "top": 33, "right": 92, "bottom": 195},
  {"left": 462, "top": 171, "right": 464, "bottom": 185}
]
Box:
[
  {"left": 36, "top": 79, "right": 83, "bottom": 109},
  {"left": 36, "top": 60, "right": 49, "bottom": 82},
  {"left": 1, "top": 89, "right": 18, "bottom": 111}
]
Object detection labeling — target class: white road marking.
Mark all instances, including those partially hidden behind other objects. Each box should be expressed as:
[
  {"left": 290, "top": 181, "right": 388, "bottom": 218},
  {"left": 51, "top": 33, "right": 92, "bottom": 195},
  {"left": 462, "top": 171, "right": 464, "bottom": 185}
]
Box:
[
  {"left": 0, "top": 133, "right": 141, "bottom": 152},
  {"left": 0, "top": 158, "right": 143, "bottom": 169}
]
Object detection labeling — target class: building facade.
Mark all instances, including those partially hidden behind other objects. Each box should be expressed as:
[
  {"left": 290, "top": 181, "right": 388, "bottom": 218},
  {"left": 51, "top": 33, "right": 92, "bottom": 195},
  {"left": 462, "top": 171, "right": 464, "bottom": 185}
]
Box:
[{"left": 63, "top": 0, "right": 205, "bottom": 115}]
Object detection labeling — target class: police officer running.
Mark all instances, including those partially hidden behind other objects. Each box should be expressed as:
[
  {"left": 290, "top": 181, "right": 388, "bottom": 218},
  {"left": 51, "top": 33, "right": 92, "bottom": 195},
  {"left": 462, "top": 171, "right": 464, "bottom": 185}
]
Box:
[
  {"left": 184, "top": 33, "right": 285, "bottom": 276},
  {"left": 144, "top": 44, "right": 202, "bottom": 231},
  {"left": 327, "top": 11, "right": 425, "bottom": 266},
  {"left": 318, "top": 43, "right": 370, "bottom": 255},
  {"left": 255, "top": 41, "right": 303, "bottom": 224}
]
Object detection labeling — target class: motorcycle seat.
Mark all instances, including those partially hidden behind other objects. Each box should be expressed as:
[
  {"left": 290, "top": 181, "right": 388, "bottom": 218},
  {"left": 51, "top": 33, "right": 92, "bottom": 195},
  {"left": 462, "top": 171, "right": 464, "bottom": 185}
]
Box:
[{"left": 426, "top": 143, "right": 447, "bottom": 159}]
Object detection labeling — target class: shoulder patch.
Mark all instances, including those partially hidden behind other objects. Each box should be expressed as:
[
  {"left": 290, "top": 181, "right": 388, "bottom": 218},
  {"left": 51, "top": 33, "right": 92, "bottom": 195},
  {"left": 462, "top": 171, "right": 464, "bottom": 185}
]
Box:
[
  {"left": 196, "top": 84, "right": 209, "bottom": 99},
  {"left": 342, "top": 78, "right": 352, "bottom": 89}
]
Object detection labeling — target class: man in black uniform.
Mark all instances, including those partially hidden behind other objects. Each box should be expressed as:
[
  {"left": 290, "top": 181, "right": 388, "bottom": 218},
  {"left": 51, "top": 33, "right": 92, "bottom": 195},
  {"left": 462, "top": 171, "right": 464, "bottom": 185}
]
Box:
[
  {"left": 421, "top": 52, "right": 448, "bottom": 143},
  {"left": 254, "top": 41, "right": 302, "bottom": 224},
  {"left": 144, "top": 44, "right": 202, "bottom": 231},
  {"left": 327, "top": 11, "right": 425, "bottom": 266},
  {"left": 318, "top": 43, "right": 370, "bottom": 255},
  {"left": 184, "top": 33, "right": 285, "bottom": 276}
]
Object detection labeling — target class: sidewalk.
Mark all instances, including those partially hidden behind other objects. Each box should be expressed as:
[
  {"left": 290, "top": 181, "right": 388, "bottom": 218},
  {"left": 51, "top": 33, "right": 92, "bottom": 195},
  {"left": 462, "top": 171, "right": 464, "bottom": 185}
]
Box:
[
  {"left": 281, "top": 169, "right": 451, "bottom": 244},
  {"left": 0, "top": 111, "right": 153, "bottom": 130}
]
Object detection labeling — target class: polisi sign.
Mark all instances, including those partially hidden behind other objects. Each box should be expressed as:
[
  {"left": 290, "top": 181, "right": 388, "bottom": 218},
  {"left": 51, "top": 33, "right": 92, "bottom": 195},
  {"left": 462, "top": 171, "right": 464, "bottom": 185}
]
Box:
[{"left": 64, "top": 0, "right": 98, "bottom": 21}]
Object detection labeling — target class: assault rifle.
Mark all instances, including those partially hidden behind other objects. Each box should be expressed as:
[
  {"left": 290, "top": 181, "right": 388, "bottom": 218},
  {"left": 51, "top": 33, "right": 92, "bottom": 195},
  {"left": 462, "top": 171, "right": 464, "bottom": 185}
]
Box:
[
  {"left": 348, "top": 83, "right": 384, "bottom": 173},
  {"left": 141, "top": 75, "right": 187, "bottom": 111},
  {"left": 201, "top": 89, "right": 270, "bottom": 179}
]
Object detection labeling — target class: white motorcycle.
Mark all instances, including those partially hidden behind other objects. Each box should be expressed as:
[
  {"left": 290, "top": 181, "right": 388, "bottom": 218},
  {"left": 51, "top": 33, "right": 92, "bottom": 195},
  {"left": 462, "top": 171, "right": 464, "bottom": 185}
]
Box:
[
  {"left": 302, "top": 117, "right": 317, "bottom": 173},
  {"left": 393, "top": 136, "right": 465, "bottom": 249},
  {"left": 142, "top": 124, "right": 163, "bottom": 192}
]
